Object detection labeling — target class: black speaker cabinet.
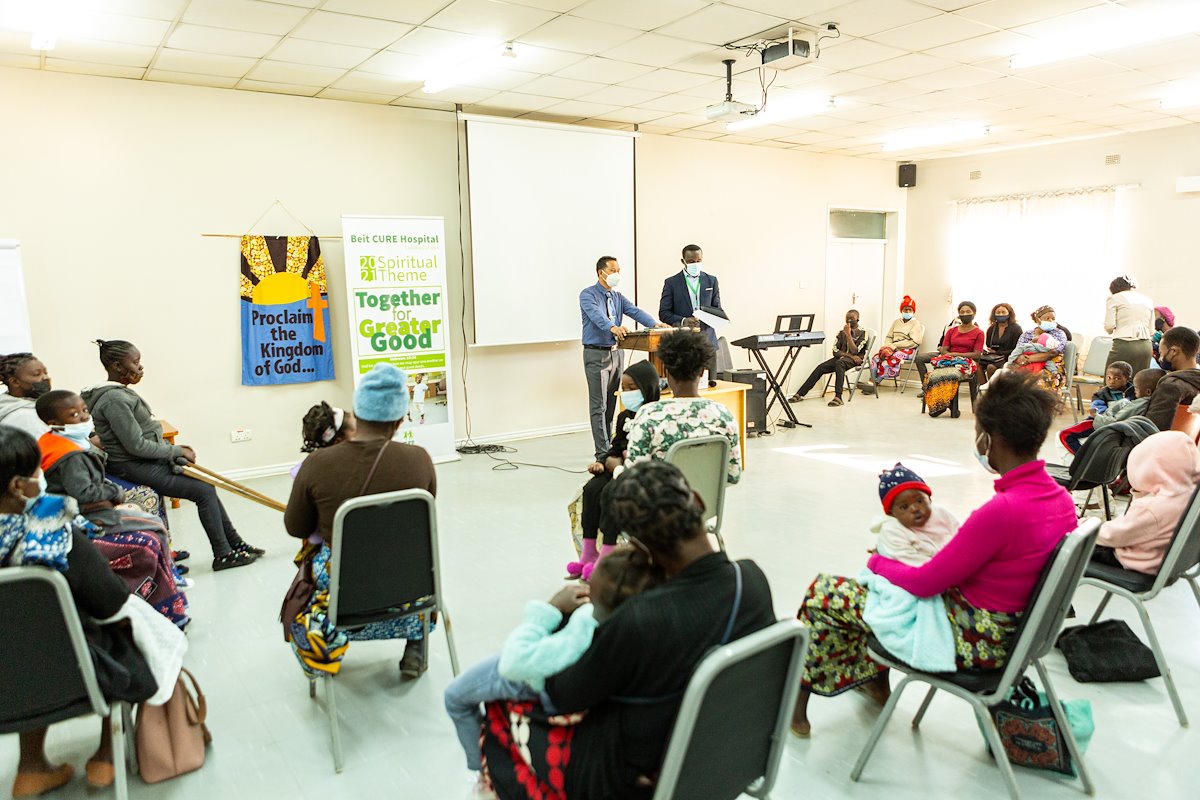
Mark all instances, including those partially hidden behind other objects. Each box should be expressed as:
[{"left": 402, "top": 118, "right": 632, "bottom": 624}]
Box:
[
  {"left": 719, "top": 369, "right": 767, "bottom": 433},
  {"left": 899, "top": 163, "right": 916, "bottom": 188}
]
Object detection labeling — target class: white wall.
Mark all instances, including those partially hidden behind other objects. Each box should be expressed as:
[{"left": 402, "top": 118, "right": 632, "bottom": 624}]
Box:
[
  {"left": 905, "top": 124, "right": 1200, "bottom": 343},
  {"left": 0, "top": 67, "right": 909, "bottom": 472}
]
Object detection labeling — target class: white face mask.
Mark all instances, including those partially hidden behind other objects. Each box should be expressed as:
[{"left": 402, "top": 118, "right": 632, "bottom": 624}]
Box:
[
  {"left": 604, "top": 271, "right": 620, "bottom": 289},
  {"left": 974, "top": 433, "right": 999, "bottom": 475},
  {"left": 59, "top": 421, "right": 94, "bottom": 448},
  {"left": 683, "top": 263, "right": 701, "bottom": 278}
]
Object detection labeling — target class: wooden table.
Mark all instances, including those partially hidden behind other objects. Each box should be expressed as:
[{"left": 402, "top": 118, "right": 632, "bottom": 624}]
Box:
[
  {"left": 159, "top": 420, "right": 181, "bottom": 509},
  {"left": 620, "top": 380, "right": 750, "bottom": 470}
]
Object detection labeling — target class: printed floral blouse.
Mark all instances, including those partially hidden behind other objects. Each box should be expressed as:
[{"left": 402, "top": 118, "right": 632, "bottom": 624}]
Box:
[{"left": 624, "top": 398, "right": 742, "bottom": 484}]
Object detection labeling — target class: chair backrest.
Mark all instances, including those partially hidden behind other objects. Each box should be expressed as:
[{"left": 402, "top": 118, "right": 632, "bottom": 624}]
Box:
[
  {"left": 1147, "top": 482, "right": 1200, "bottom": 597},
  {"left": 715, "top": 336, "right": 733, "bottom": 375},
  {"left": 653, "top": 620, "right": 810, "bottom": 800},
  {"left": 1066, "top": 418, "right": 1151, "bottom": 487},
  {"left": 0, "top": 568, "right": 108, "bottom": 732},
  {"left": 860, "top": 330, "right": 877, "bottom": 368},
  {"left": 1081, "top": 336, "right": 1112, "bottom": 377},
  {"left": 984, "top": 519, "right": 1100, "bottom": 703},
  {"left": 1062, "top": 340, "right": 1078, "bottom": 391},
  {"left": 1171, "top": 404, "right": 1200, "bottom": 444},
  {"left": 665, "top": 435, "right": 730, "bottom": 530},
  {"left": 328, "top": 489, "right": 442, "bottom": 629}
]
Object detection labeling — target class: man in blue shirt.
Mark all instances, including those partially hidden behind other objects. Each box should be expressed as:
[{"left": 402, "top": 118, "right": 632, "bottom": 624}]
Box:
[
  {"left": 659, "top": 244, "right": 722, "bottom": 349},
  {"left": 580, "top": 256, "right": 665, "bottom": 460}
]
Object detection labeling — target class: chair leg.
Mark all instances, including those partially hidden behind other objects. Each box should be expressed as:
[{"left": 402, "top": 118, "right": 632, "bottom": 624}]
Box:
[
  {"left": 821, "top": 374, "right": 831, "bottom": 398},
  {"left": 1078, "top": 488, "right": 1095, "bottom": 519},
  {"left": 1101, "top": 486, "right": 1112, "bottom": 521},
  {"left": 850, "top": 675, "right": 911, "bottom": 782},
  {"left": 422, "top": 615, "right": 431, "bottom": 673},
  {"left": 1130, "top": 598, "right": 1189, "bottom": 727},
  {"left": 912, "top": 686, "right": 937, "bottom": 729},
  {"left": 1187, "top": 574, "right": 1200, "bottom": 611},
  {"left": 111, "top": 704, "right": 129, "bottom": 800},
  {"left": 123, "top": 703, "right": 138, "bottom": 777},
  {"left": 439, "top": 606, "right": 461, "bottom": 677},
  {"left": 325, "top": 674, "right": 344, "bottom": 773},
  {"left": 1034, "top": 660, "right": 1095, "bottom": 795},
  {"left": 309, "top": 677, "right": 316, "bottom": 699},
  {"left": 1087, "top": 592, "right": 1112, "bottom": 625},
  {"left": 973, "top": 697, "right": 1023, "bottom": 800}
]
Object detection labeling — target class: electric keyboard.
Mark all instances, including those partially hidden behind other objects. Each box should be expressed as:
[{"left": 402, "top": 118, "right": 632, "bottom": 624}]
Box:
[{"left": 732, "top": 331, "right": 826, "bottom": 350}]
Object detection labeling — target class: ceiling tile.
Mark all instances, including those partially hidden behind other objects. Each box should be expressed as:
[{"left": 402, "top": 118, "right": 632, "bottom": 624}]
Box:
[
  {"left": 0, "top": 52, "right": 39, "bottom": 68},
  {"left": 387, "top": 27, "right": 493, "bottom": 57},
  {"left": 722, "top": 1, "right": 845, "bottom": 18},
  {"left": 507, "top": 0, "right": 589, "bottom": 11},
  {"left": 83, "top": 13, "right": 172, "bottom": 47},
  {"left": 867, "top": 13, "right": 994, "bottom": 51},
  {"left": 944, "top": 75, "right": 1042, "bottom": 100},
  {"left": 520, "top": 109, "right": 586, "bottom": 122},
  {"left": 649, "top": 112, "right": 707, "bottom": 128},
  {"left": 316, "top": 87, "right": 399, "bottom": 103},
  {"left": 425, "top": 0, "right": 558, "bottom": 40},
  {"left": 579, "top": 84, "right": 663, "bottom": 105},
  {"left": 673, "top": 129, "right": 724, "bottom": 139},
  {"left": 908, "top": 0, "right": 989, "bottom": 10},
  {"left": 854, "top": 53, "right": 956, "bottom": 80},
  {"left": 247, "top": 60, "right": 346, "bottom": 86},
  {"left": 167, "top": 24, "right": 281, "bottom": 58},
  {"left": 323, "top": 0, "right": 460, "bottom": 25},
  {"left": 393, "top": 95, "right": 457, "bottom": 111},
  {"left": 596, "top": 106, "right": 666, "bottom": 123},
  {"left": 637, "top": 124, "right": 684, "bottom": 134},
  {"left": 152, "top": 48, "right": 257, "bottom": 77},
  {"left": 802, "top": 71, "right": 887, "bottom": 94},
  {"left": 1098, "top": 37, "right": 1200, "bottom": 70},
  {"left": 44, "top": 58, "right": 146, "bottom": 79},
  {"left": 635, "top": 92, "right": 706, "bottom": 113},
  {"left": 49, "top": 39, "right": 155, "bottom": 67},
  {"left": 669, "top": 46, "right": 758, "bottom": 76},
  {"left": 458, "top": 66, "right": 539, "bottom": 90},
  {"left": 954, "top": 0, "right": 1103, "bottom": 29},
  {"left": 1010, "top": 3, "right": 1133, "bottom": 43},
  {"left": 514, "top": 74, "right": 608, "bottom": 98},
  {"left": 290, "top": 11, "right": 412, "bottom": 49},
  {"left": 522, "top": 15, "right": 642, "bottom": 54},
  {"left": 802, "top": 0, "right": 940, "bottom": 38},
  {"left": 811, "top": 38, "right": 907, "bottom": 71},
  {"left": 620, "top": 67, "right": 711, "bottom": 92},
  {"left": 572, "top": 0, "right": 709, "bottom": 30},
  {"left": 271, "top": 38, "right": 375, "bottom": 69},
  {"left": 657, "top": 5, "right": 786, "bottom": 46},
  {"left": 506, "top": 44, "right": 589, "bottom": 72},
  {"left": 359, "top": 50, "right": 427, "bottom": 79},
  {"left": 554, "top": 55, "right": 654, "bottom": 82},
  {"left": 847, "top": 80, "right": 927, "bottom": 103},
  {"left": 464, "top": 104, "right": 524, "bottom": 117},
  {"left": 182, "top": 0, "right": 309, "bottom": 35},
  {"left": 1013, "top": 57, "right": 1129, "bottom": 87},
  {"left": 601, "top": 32, "right": 716, "bottom": 67},
  {"left": 240, "top": 79, "right": 323, "bottom": 96},
  {"left": 474, "top": 90, "right": 562, "bottom": 111},
  {"left": 92, "top": 1, "right": 188, "bottom": 20},
  {"left": 904, "top": 64, "right": 1001, "bottom": 91},
  {"left": 539, "top": 99, "right": 621, "bottom": 117},
  {"left": 924, "top": 31, "right": 1035, "bottom": 64},
  {"left": 824, "top": 102, "right": 904, "bottom": 121},
  {"left": 333, "top": 71, "right": 422, "bottom": 94},
  {"left": 408, "top": 84, "right": 497, "bottom": 104},
  {"left": 146, "top": 69, "right": 240, "bottom": 88}
]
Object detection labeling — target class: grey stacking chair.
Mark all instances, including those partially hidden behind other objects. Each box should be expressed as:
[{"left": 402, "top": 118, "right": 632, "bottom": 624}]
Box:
[
  {"left": 1079, "top": 482, "right": 1200, "bottom": 726},
  {"left": 851, "top": 518, "right": 1101, "bottom": 800},
  {"left": 821, "top": 329, "right": 876, "bottom": 403},
  {"left": 314, "top": 488, "right": 460, "bottom": 772},
  {"left": 665, "top": 435, "right": 731, "bottom": 551},
  {"left": 653, "top": 619, "right": 810, "bottom": 800},
  {"left": 0, "top": 568, "right": 135, "bottom": 800},
  {"left": 1073, "top": 336, "right": 1113, "bottom": 417}
]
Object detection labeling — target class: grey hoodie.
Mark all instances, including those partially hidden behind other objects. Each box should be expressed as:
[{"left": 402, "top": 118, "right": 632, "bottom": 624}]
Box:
[
  {"left": 0, "top": 392, "right": 47, "bottom": 439},
  {"left": 80, "top": 383, "right": 182, "bottom": 464}
]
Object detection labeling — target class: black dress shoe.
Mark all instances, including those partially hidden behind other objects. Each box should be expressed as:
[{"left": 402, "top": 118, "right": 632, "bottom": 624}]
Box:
[{"left": 788, "top": 393, "right": 803, "bottom": 403}]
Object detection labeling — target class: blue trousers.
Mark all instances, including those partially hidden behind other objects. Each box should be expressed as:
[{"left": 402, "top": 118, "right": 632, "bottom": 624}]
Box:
[{"left": 443, "top": 654, "right": 536, "bottom": 770}]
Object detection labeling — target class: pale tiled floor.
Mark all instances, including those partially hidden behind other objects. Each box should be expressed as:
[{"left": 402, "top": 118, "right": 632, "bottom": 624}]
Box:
[{"left": 4, "top": 387, "right": 1199, "bottom": 799}]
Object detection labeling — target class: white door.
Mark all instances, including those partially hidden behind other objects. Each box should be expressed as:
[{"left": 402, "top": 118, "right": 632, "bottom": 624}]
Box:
[{"left": 824, "top": 239, "right": 885, "bottom": 344}]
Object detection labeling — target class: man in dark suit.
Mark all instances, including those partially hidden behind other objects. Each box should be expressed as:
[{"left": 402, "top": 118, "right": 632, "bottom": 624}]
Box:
[{"left": 659, "top": 244, "right": 722, "bottom": 350}]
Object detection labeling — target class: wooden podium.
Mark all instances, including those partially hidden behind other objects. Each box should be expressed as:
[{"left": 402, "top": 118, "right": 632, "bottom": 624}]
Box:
[{"left": 617, "top": 327, "right": 698, "bottom": 378}]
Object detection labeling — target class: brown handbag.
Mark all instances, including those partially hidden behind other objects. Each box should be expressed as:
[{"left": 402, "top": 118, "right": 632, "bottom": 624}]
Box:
[
  {"left": 135, "top": 668, "right": 211, "bottom": 784},
  {"left": 279, "top": 441, "right": 392, "bottom": 642}
]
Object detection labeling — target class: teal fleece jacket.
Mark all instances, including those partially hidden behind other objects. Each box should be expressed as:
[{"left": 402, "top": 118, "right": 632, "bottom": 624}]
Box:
[{"left": 498, "top": 601, "right": 598, "bottom": 691}]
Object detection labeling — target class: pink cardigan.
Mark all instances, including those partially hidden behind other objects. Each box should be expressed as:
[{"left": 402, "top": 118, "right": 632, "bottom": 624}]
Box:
[{"left": 867, "top": 461, "right": 1077, "bottom": 612}]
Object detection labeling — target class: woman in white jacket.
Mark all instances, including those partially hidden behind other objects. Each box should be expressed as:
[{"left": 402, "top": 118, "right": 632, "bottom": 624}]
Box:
[{"left": 1104, "top": 275, "right": 1155, "bottom": 371}]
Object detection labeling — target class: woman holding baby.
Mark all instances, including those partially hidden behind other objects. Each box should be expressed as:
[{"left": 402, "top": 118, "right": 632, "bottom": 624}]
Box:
[{"left": 791, "top": 371, "right": 1077, "bottom": 736}]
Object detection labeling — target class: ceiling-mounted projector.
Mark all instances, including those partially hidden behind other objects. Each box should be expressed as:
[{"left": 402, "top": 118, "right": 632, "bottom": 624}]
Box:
[
  {"left": 706, "top": 99, "right": 755, "bottom": 121},
  {"left": 762, "top": 28, "right": 814, "bottom": 70}
]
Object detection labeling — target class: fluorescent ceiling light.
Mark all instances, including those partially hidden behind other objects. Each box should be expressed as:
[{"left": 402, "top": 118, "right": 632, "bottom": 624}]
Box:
[
  {"left": 423, "top": 42, "right": 516, "bottom": 95},
  {"left": 1161, "top": 86, "right": 1200, "bottom": 110},
  {"left": 882, "top": 124, "right": 990, "bottom": 152},
  {"left": 0, "top": 0, "right": 87, "bottom": 50},
  {"left": 725, "top": 95, "right": 835, "bottom": 132},
  {"left": 1010, "top": 6, "right": 1200, "bottom": 69}
]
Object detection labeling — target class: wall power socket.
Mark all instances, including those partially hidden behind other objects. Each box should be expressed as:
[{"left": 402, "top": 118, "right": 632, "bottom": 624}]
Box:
[{"left": 230, "top": 429, "right": 252, "bottom": 443}]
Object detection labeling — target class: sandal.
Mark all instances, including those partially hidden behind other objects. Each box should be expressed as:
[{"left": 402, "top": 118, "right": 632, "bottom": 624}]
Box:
[
  {"left": 827, "top": 397, "right": 844, "bottom": 407},
  {"left": 12, "top": 764, "right": 74, "bottom": 798},
  {"left": 85, "top": 759, "right": 114, "bottom": 789}
]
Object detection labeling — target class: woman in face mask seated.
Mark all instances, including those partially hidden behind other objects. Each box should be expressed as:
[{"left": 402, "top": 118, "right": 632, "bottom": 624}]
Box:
[
  {"left": 566, "top": 360, "right": 661, "bottom": 581},
  {"left": 0, "top": 353, "right": 53, "bottom": 440},
  {"left": 865, "top": 296, "right": 925, "bottom": 393},
  {"left": 919, "top": 301, "right": 986, "bottom": 418},
  {"left": 983, "top": 305, "right": 1069, "bottom": 396},
  {"left": 791, "top": 371, "right": 1075, "bottom": 737}
]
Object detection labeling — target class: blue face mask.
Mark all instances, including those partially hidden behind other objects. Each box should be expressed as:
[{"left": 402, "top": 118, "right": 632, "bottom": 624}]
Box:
[
  {"left": 620, "top": 389, "right": 645, "bottom": 413},
  {"left": 58, "top": 422, "right": 94, "bottom": 450},
  {"left": 683, "top": 263, "right": 701, "bottom": 279},
  {"left": 23, "top": 473, "right": 47, "bottom": 512},
  {"left": 901, "top": 312, "right": 913, "bottom": 321},
  {"left": 1039, "top": 320, "right": 1057, "bottom": 331},
  {"left": 974, "top": 434, "right": 999, "bottom": 476}
]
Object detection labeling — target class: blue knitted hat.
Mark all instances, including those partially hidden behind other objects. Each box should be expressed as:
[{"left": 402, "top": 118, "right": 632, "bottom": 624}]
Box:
[
  {"left": 878, "top": 462, "right": 931, "bottom": 514},
  {"left": 354, "top": 363, "right": 409, "bottom": 422}
]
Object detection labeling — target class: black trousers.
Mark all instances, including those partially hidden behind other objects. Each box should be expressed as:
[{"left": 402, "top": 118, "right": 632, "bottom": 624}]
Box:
[
  {"left": 108, "top": 459, "right": 240, "bottom": 558},
  {"left": 580, "top": 471, "right": 618, "bottom": 546},
  {"left": 795, "top": 357, "right": 856, "bottom": 399}
]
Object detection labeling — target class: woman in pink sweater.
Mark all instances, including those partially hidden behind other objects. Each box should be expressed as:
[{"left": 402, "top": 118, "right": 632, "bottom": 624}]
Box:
[
  {"left": 1093, "top": 431, "right": 1200, "bottom": 574},
  {"left": 791, "top": 372, "right": 1077, "bottom": 736}
]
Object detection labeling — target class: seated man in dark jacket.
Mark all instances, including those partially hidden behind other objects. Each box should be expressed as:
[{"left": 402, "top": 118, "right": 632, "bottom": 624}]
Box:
[{"left": 1146, "top": 326, "right": 1200, "bottom": 431}]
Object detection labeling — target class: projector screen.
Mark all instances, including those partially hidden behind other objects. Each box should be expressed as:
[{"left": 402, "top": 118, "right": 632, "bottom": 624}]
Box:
[{"left": 465, "top": 116, "right": 636, "bottom": 347}]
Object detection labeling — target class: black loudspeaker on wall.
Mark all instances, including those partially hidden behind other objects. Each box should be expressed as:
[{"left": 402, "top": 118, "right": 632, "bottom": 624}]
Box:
[
  {"left": 898, "top": 163, "right": 916, "bottom": 188},
  {"left": 719, "top": 369, "right": 767, "bottom": 433}
]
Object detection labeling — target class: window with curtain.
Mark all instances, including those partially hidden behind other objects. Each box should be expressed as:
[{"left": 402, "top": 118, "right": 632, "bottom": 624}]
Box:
[{"left": 951, "top": 186, "right": 1127, "bottom": 341}]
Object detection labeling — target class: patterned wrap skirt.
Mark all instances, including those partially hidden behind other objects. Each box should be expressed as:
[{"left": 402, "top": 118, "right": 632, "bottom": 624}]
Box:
[
  {"left": 288, "top": 543, "right": 434, "bottom": 677},
  {"left": 923, "top": 355, "right": 978, "bottom": 416},
  {"left": 481, "top": 700, "right": 587, "bottom": 800},
  {"left": 798, "top": 574, "right": 1021, "bottom": 697},
  {"left": 106, "top": 475, "right": 169, "bottom": 530},
  {"left": 90, "top": 531, "right": 189, "bottom": 628},
  {"left": 871, "top": 347, "right": 916, "bottom": 381}
]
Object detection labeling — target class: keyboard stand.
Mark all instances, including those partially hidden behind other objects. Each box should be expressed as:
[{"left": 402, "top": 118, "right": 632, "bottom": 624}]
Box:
[{"left": 748, "top": 345, "right": 812, "bottom": 429}]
